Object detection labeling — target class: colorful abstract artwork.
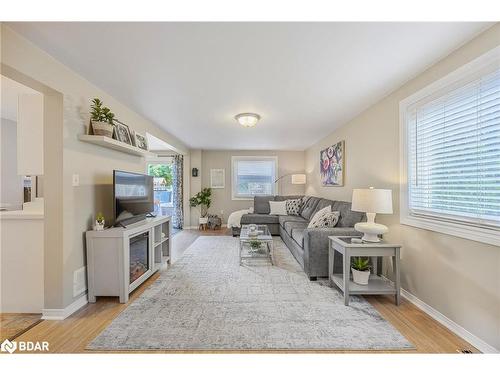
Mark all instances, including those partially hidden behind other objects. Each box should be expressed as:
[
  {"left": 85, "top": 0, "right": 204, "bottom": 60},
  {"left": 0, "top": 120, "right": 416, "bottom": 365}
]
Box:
[{"left": 320, "top": 141, "right": 344, "bottom": 186}]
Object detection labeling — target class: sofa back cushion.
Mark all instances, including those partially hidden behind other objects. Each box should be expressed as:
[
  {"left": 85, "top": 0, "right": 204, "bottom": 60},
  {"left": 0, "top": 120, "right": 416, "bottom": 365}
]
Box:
[
  {"left": 313, "top": 198, "right": 334, "bottom": 215},
  {"left": 254, "top": 196, "right": 275, "bottom": 214},
  {"left": 300, "top": 196, "right": 321, "bottom": 220},
  {"left": 332, "top": 200, "right": 365, "bottom": 227}
]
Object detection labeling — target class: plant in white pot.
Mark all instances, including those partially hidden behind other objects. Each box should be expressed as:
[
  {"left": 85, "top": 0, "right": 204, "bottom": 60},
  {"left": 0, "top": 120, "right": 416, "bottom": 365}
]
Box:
[
  {"left": 93, "top": 212, "right": 105, "bottom": 231},
  {"left": 351, "top": 257, "right": 371, "bottom": 285},
  {"left": 189, "top": 188, "right": 212, "bottom": 226},
  {"left": 90, "top": 98, "right": 115, "bottom": 138}
]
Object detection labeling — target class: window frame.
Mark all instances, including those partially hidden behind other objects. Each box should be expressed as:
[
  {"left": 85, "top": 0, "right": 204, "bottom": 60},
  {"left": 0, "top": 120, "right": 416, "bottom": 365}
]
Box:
[
  {"left": 231, "top": 156, "right": 278, "bottom": 201},
  {"left": 399, "top": 46, "right": 500, "bottom": 247}
]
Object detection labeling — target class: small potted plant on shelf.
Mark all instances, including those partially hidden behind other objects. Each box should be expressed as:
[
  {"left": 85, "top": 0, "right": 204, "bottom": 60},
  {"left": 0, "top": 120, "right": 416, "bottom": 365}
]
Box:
[
  {"left": 189, "top": 188, "right": 212, "bottom": 228},
  {"left": 351, "top": 257, "right": 371, "bottom": 285},
  {"left": 249, "top": 240, "right": 265, "bottom": 254},
  {"left": 90, "top": 98, "right": 115, "bottom": 138},
  {"left": 94, "top": 212, "right": 105, "bottom": 231}
]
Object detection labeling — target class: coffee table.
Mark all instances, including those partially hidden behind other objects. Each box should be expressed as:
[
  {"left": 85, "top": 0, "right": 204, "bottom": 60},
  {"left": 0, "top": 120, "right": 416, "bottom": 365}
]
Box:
[{"left": 239, "top": 225, "right": 274, "bottom": 265}]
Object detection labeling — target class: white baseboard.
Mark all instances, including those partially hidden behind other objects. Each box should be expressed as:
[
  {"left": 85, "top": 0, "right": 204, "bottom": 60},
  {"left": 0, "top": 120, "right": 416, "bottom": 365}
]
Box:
[
  {"left": 41, "top": 294, "right": 88, "bottom": 320},
  {"left": 398, "top": 287, "right": 498, "bottom": 353}
]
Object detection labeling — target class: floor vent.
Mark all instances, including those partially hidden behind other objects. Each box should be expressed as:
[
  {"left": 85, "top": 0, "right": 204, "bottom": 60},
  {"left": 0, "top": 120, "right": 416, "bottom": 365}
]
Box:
[{"left": 457, "top": 349, "right": 473, "bottom": 354}]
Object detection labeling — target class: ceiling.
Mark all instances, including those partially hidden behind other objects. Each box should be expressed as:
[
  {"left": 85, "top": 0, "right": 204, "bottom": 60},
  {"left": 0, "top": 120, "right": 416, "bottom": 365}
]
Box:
[
  {"left": 1, "top": 75, "right": 41, "bottom": 122},
  {"left": 7, "top": 22, "right": 492, "bottom": 150}
]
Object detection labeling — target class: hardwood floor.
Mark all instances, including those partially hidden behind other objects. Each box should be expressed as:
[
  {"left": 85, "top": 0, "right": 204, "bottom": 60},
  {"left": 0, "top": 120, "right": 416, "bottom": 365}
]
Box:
[
  {"left": 0, "top": 313, "right": 42, "bottom": 341},
  {"left": 11, "top": 229, "right": 478, "bottom": 353}
]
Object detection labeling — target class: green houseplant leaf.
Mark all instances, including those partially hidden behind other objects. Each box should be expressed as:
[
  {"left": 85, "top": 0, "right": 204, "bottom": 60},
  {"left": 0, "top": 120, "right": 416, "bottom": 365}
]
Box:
[
  {"left": 351, "top": 257, "right": 371, "bottom": 271},
  {"left": 189, "top": 188, "right": 212, "bottom": 217}
]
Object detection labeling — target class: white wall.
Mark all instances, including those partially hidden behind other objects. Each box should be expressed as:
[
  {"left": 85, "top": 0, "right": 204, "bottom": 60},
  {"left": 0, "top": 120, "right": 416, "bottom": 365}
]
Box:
[
  {"left": 1, "top": 24, "right": 190, "bottom": 310},
  {"left": 0, "top": 118, "right": 23, "bottom": 209},
  {"left": 305, "top": 24, "right": 500, "bottom": 351}
]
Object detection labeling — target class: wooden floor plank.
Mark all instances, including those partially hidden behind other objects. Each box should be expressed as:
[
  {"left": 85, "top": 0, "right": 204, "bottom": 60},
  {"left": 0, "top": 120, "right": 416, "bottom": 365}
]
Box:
[{"left": 12, "top": 230, "right": 478, "bottom": 353}]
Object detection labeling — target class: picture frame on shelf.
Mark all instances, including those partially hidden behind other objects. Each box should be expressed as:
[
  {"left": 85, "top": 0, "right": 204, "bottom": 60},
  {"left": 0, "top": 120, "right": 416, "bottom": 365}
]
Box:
[
  {"left": 129, "top": 129, "right": 137, "bottom": 146},
  {"left": 114, "top": 120, "right": 133, "bottom": 145},
  {"left": 134, "top": 132, "right": 149, "bottom": 151}
]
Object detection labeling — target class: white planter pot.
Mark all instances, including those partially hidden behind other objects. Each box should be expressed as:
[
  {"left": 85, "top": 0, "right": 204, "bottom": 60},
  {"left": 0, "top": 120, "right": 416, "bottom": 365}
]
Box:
[
  {"left": 351, "top": 268, "right": 370, "bottom": 285},
  {"left": 93, "top": 220, "right": 105, "bottom": 231},
  {"left": 199, "top": 217, "right": 208, "bottom": 224},
  {"left": 92, "top": 121, "right": 114, "bottom": 138}
]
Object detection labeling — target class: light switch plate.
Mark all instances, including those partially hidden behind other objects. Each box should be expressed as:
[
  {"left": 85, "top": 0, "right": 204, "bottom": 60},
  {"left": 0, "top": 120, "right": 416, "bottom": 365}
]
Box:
[{"left": 72, "top": 174, "right": 80, "bottom": 187}]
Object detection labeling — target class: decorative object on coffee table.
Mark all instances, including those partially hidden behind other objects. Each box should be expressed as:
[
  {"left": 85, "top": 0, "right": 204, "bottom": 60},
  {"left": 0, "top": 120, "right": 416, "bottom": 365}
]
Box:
[
  {"left": 328, "top": 236, "right": 401, "bottom": 306},
  {"left": 351, "top": 187, "right": 393, "bottom": 242},
  {"left": 239, "top": 225, "right": 273, "bottom": 265},
  {"left": 320, "top": 141, "right": 344, "bottom": 186}
]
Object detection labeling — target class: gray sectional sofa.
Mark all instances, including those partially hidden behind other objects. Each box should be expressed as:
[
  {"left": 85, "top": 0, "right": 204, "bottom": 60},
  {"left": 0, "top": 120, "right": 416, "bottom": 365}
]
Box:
[{"left": 236, "top": 195, "right": 364, "bottom": 279}]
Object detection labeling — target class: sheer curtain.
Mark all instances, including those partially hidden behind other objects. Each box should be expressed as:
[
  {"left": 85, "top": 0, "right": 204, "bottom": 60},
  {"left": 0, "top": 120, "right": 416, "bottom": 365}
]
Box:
[{"left": 172, "top": 154, "right": 184, "bottom": 229}]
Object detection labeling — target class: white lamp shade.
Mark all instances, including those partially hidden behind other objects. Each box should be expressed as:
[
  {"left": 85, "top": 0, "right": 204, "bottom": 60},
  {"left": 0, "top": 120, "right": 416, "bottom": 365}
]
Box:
[
  {"left": 351, "top": 188, "right": 393, "bottom": 214},
  {"left": 291, "top": 174, "right": 306, "bottom": 184}
]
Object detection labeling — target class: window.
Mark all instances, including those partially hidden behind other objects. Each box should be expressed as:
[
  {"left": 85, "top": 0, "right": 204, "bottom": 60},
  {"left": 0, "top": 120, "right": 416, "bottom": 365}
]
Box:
[
  {"left": 400, "top": 47, "right": 500, "bottom": 246},
  {"left": 232, "top": 156, "right": 277, "bottom": 200}
]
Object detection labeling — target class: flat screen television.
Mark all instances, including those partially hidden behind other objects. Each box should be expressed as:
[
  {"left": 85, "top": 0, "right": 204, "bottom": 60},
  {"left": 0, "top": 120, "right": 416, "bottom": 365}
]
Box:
[{"left": 113, "top": 170, "right": 154, "bottom": 226}]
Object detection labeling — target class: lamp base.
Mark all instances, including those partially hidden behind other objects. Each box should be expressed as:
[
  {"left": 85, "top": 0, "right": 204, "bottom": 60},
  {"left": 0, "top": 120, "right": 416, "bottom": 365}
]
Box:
[{"left": 354, "top": 222, "right": 388, "bottom": 243}]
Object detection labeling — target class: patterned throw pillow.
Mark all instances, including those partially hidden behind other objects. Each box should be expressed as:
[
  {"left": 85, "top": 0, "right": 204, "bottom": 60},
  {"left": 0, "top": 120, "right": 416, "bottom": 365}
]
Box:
[
  {"left": 286, "top": 198, "right": 302, "bottom": 216},
  {"left": 308, "top": 206, "right": 340, "bottom": 229}
]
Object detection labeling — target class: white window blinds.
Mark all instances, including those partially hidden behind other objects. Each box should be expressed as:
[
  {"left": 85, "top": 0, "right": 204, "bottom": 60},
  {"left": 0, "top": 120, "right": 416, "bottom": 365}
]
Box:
[
  {"left": 407, "top": 68, "right": 500, "bottom": 228},
  {"left": 232, "top": 157, "right": 277, "bottom": 199}
]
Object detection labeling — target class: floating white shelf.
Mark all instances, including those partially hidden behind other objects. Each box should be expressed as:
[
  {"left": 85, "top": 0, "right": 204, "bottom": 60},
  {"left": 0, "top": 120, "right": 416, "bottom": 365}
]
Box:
[{"left": 78, "top": 134, "right": 155, "bottom": 157}]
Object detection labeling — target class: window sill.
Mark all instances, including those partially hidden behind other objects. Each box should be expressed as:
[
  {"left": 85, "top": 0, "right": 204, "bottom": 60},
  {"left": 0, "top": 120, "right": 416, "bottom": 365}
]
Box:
[{"left": 400, "top": 215, "right": 500, "bottom": 247}]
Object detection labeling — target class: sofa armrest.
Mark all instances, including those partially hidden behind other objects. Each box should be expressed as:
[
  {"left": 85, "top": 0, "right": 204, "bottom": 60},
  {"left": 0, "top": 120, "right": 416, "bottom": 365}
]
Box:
[{"left": 302, "top": 227, "right": 361, "bottom": 277}]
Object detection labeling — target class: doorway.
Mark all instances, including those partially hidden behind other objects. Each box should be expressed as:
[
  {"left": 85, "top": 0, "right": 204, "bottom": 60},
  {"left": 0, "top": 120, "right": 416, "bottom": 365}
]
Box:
[{"left": 147, "top": 158, "right": 178, "bottom": 232}]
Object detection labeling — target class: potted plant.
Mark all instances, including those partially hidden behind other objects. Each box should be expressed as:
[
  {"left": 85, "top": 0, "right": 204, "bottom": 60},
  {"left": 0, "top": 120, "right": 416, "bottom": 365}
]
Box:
[
  {"left": 94, "top": 212, "right": 105, "bottom": 231},
  {"left": 189, "top": 188, "right": 212, "bottom": 226},
  {"left": 249, "top": 239, "right": 265, "bottom": 254},
  {"left": 351, "top": 257, "right": 371, "bottom": 285},
  {"left": 90, "top": 98, "right": 115, "bottom": 138}
]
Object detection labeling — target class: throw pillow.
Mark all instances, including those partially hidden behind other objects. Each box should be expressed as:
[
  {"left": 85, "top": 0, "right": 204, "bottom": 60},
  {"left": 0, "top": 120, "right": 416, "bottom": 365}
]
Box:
[
  {"left": 286, "top": 198, "right": 302, "bottom": 216},
  {"left": 269, "top": 200, "right": 287, "bottom": 216},
  {"left": 308, "top": 206, "right": 340, "bottom": 228}
]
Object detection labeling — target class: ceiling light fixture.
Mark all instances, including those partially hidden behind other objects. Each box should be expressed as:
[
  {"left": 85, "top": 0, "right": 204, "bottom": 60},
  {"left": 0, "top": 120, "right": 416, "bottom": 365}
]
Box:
[{"left": 235, "top": 113, "right": 261, "bottom": 127}]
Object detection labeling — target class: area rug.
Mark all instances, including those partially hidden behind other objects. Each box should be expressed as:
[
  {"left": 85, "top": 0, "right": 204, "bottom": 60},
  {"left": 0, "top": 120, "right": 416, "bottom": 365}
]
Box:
[{"left": 88, "top": 236, "right": 413, "bottom": 350}]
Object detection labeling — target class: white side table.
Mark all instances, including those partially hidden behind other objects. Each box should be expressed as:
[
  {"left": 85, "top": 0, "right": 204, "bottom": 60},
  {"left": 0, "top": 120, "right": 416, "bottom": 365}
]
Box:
[{"left": 328, "top": 236, "right": 402, "bottom": 306}]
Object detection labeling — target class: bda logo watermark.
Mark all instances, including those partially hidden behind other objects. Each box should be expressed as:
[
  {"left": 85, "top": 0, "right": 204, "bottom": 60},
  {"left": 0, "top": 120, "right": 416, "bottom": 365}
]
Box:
[{"left": 1, "top": 339, "right": 49, "bottom": 354}]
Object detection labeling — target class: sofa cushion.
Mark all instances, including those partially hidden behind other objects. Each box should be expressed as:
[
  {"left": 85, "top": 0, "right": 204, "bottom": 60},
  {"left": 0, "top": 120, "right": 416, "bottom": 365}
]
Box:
[
  {"left": 292, "top": 229, "right": 305, "bottom": 247},
  {"left": 285, "top": 198, "right": 303, "bottom": 216},
  {"left": 300, "top": 196, "right": 321, "bottom": 220},
  {"left": 308, "top": 210, "right": 340, "bottom": 229},
  {"left": 240, "top": 213, "right": 279, "bottom": 225},
  {"left": 278, "top": 215, "right": 307, "bottom": 228},
  {"left": 284, "top": 221, "right": 308, "bottom": 236},
  {"left": 274, "top": 195, "right": 303, "bottom": 202},
  {"left": 269, "top": 201, "right": 287, "bottom": 215},
  {"left": 253, "top": 196, "right": 275, "bottom": 214},
  {"left": 312, "top": 198, "right": 334, "bottom": 216},
  {"left": 332, "top": 200, "right": 365, "bottom": 227}
]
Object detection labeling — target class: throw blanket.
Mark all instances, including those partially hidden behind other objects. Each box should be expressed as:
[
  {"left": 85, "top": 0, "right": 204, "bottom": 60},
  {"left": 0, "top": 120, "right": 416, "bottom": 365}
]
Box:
[{"left": 227, "top": 207, "right": 253, "bottom": 228}]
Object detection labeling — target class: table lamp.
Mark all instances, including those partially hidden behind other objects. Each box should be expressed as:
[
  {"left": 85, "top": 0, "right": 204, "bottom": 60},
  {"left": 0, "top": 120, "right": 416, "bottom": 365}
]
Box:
[{"left": 351, "top": 187, "right": 393, "bottom": 242}]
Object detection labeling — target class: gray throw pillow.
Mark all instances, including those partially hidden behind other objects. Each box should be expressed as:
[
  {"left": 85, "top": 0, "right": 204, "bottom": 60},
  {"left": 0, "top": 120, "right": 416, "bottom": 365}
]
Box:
[
  {"left": 308, "top": 209, "right": 340, "bottom": 229},
  {"left": 286, "top": 198, "right": 302, "bottom": 216}
]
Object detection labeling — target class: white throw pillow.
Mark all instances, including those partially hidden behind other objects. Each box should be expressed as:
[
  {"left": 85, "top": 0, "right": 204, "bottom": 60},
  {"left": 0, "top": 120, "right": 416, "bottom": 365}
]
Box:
[
  {"left": 308, "top": 206, "right": 340, "bottom": 228},
  {"left": 269, "top": 201, "right": 287, "bottom": 216}
]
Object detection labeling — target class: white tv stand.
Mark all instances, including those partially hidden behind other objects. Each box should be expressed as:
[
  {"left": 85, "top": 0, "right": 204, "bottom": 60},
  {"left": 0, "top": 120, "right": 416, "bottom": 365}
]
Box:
[{"left": 85, "top": 216, "right": 171, "bottom": 303}]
